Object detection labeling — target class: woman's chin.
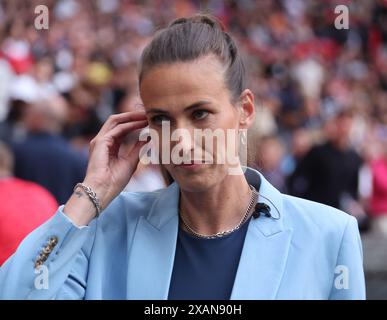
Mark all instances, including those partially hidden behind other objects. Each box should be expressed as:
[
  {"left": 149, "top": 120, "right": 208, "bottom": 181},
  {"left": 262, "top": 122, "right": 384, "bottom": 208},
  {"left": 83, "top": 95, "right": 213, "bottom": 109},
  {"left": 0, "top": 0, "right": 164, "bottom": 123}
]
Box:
[{"left": 171, "top": 165, "right": 224, "bottom": 192}]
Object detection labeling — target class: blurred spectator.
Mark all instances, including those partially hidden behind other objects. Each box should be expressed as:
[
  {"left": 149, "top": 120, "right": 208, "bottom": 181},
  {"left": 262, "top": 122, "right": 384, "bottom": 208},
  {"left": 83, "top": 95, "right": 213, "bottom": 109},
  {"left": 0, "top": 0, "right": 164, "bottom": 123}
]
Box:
[
  {"left": 0, "top": 141, "right": 57, "bottom": 265},
  {"left": 255, "top": 135, "right": 287, "bottom": 193},
  {"left": 283, "top": 127, "right": 313, "bottom": 177},
  {"left": 11, "top": 96, "right": 87, "bottom": 204},
  {"left": 0, "top": 59, "right": 13, "bottom": 122},
  {"left": 62, "top": 82, "right": 104, "bottom": 151},
  {"left": 368, "top": 141, "right": 387, "bottom": 236},
  {"left": 0, "top": 19, "right": 33, "bottom": 75},
  {"left": 288, "top": 109, "right": 366, "bottom": 222}
]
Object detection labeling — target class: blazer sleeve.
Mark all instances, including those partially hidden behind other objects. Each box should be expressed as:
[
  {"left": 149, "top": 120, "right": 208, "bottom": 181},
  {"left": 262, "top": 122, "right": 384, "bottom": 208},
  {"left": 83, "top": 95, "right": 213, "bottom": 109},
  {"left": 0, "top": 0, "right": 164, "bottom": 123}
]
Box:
[
  {"left": 329, "top": 216, "right": 366, "bottom": 300},
  {"left": 0, "top": 206, "right": 96, "bottom": 299}
]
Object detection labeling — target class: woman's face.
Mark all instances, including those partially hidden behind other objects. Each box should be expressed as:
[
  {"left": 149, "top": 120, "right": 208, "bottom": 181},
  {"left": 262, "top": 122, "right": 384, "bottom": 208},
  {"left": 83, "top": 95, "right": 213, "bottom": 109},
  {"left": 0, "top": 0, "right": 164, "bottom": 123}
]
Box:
[{"left": 140, "top": 54, "right": 254, "bottom": 192}]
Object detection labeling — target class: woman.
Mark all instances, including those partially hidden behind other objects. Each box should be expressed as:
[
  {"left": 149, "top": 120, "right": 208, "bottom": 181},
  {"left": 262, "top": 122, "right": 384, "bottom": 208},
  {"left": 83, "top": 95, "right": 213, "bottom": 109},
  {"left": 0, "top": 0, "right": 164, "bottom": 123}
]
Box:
[{"left": 0, "top": 14, "right": 365, "bottom": 300}]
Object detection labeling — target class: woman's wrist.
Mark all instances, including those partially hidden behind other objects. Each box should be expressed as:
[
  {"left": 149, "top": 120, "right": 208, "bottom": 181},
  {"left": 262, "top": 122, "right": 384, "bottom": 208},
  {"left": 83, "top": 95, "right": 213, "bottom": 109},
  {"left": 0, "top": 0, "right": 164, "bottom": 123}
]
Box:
[
  {"left": 63, "top": 187, "right": 99, "bottom": 227},
  {"left": 74, "top": 183, "right": 102, "bottom": 217},
  {"left": 63, "top": 179, "right": 108, "bottom": 226},
  {"left": 82, "top": 177, "right": 112, "bottom": 208}
]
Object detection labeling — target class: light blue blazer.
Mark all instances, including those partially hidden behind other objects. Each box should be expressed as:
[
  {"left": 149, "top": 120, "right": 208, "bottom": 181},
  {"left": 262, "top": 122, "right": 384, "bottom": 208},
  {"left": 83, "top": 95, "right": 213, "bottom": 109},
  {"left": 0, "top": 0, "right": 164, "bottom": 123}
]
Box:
[{"left": 0, "top": 167, "right": 365, "bottom": 299}]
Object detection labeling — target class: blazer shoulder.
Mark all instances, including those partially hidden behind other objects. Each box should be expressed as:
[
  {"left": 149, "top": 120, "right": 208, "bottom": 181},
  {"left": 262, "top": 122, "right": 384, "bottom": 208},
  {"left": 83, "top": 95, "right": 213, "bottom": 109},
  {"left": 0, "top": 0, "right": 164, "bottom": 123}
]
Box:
[{"left": 281, "top": 194, "right": 356, "bottom": 240}]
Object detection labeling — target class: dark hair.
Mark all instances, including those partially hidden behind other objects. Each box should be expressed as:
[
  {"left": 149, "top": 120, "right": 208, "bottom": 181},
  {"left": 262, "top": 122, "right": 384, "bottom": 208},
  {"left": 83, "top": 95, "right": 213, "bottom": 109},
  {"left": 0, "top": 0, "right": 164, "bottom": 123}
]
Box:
[{"left": 138, "top": 13, "right": 246, "bottom": 103}]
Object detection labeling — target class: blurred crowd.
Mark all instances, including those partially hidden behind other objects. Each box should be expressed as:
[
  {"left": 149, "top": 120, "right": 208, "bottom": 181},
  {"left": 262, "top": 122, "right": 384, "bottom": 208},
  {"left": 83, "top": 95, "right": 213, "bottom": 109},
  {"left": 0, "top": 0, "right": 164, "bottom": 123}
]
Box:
[{"left": 1, "top": 0, "right": 387, "bottom": 263}]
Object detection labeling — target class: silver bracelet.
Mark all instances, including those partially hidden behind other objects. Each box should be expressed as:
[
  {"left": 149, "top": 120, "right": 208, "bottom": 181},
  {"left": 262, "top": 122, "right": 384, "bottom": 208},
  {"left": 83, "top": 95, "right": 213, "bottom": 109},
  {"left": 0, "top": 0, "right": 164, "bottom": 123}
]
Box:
[{"left": 74, "top": 183, "right": 102, "bottom": 218}]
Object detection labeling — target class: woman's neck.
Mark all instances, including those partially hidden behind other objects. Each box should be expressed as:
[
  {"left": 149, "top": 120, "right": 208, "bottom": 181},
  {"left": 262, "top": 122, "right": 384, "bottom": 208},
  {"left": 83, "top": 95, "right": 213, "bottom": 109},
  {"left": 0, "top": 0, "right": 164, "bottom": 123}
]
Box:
[{"left": 179, "top": 172, "right": 252, "bottom": 235}]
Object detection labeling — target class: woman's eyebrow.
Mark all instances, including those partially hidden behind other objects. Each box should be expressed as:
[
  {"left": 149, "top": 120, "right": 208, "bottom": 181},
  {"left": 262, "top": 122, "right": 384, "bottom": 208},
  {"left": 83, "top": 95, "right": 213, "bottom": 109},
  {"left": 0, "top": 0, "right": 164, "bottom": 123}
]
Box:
[
  {"left": 146, "top": 108, "right": 169, "bottom": 115},
  {"left": 184, "top": 100, "right": 212, "bottom": 112},
  {"left": 146, "top": 100, "right": 211, "bottom": 115}
]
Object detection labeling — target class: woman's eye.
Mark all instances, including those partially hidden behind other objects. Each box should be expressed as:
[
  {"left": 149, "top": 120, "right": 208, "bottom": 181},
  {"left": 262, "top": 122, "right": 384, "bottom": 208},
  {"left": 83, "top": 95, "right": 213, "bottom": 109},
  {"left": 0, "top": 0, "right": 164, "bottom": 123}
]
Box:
[
  {"left": 192, "top": 110, "right": 209, "bottom": 120},
  {"left": 151, "top": 115, "right": 170, "bottom": 125}
]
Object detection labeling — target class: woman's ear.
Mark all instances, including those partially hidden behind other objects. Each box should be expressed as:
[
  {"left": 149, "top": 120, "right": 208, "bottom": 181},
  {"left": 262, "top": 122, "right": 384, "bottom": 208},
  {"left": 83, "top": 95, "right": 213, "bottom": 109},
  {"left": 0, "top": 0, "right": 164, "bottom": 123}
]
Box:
[{"left": 238, "top": 89, "right": 255, "bottom": 129}]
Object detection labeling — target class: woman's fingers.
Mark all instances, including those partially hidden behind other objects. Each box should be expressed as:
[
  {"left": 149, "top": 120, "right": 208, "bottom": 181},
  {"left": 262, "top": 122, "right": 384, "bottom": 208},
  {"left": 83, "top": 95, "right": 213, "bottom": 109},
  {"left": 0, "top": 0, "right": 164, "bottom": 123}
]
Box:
[
  {"left": 104, "top": 119, "right": 148, "bottom": 143},
  {"left": 124, "top": 139, "right": 149, "bottom": 167},
  {"left": 90, "top": 119, "right": 148, "bottom": 156},
  {"left": 98, "top": 110, "right": 148, "bottom": 136},
  {"left": 98, "top": 120, "right": 148, "bottom": 158}
]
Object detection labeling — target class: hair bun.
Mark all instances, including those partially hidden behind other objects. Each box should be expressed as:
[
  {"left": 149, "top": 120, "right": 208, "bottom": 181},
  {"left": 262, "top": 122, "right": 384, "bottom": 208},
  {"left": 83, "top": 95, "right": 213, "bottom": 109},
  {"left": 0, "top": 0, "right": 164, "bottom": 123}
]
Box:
[{"left": 169, "top": 13, "right": 226, "bottom": 32}]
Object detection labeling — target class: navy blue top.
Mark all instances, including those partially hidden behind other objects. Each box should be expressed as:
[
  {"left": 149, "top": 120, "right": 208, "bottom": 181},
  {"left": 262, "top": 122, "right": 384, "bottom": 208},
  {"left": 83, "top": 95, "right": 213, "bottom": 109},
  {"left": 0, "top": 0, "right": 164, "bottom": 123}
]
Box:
[{"left": 168, "top": 215, "right": 252, "bottom": 300}]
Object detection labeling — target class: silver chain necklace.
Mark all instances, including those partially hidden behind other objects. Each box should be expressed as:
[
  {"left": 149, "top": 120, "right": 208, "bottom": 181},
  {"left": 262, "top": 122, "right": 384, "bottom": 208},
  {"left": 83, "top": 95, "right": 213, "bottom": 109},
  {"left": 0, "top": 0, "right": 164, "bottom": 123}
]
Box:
[{"left": 179, "top": 185, "right": 258, "bottom": 239}]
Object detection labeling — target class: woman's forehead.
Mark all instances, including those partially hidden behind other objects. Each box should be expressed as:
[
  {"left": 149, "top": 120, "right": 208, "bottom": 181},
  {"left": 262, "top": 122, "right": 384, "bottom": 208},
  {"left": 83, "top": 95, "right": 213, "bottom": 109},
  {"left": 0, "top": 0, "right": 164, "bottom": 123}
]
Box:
[{"left": 140, "top": 55, "right": 228, "bottom": 109}]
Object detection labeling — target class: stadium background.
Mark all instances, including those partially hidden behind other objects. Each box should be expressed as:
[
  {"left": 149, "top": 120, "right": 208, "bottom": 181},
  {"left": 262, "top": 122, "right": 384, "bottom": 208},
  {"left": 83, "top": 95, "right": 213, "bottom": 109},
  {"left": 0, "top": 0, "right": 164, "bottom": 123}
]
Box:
[{"left": 0, "top": 0, "right": 386, "bottom": 299}]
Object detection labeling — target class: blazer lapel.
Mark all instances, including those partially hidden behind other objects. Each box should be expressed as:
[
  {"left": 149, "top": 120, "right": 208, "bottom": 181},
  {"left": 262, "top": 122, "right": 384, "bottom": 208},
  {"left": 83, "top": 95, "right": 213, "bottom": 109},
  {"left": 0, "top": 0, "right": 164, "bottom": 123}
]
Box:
[
  {"left": 230, "top": 169, "right": 293, "bottom": 299},
  {"left": 126, "top": 183, "right": 180, "bottom": 299},
  {"left": 230, "top": 221, "right": 293, "bottom": 299},
  {"left": 127, "top": 167, "right": 292, "bottom": 300}
]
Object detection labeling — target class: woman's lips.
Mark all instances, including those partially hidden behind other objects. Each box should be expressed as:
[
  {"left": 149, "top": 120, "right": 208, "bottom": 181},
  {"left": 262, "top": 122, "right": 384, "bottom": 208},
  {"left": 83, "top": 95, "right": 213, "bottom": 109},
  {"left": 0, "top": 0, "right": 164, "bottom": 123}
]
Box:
[{"left": 175, "top": 161, "right": 207, "bottom": 169}]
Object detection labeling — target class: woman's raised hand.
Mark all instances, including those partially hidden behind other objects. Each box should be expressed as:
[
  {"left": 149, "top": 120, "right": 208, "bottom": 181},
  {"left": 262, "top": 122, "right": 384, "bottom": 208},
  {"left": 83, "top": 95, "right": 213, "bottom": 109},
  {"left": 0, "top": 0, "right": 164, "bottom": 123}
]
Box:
[{"left": 63, "top": 110, "right": 149, "bottom": 226}]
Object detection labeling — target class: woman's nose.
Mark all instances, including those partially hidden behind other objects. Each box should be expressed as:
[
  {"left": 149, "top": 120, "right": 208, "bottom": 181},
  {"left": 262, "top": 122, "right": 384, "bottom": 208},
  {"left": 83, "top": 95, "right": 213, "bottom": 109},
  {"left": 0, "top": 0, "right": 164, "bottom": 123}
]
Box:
[{"left": 174, "top": 128, "right": 194, "bottom": 156}]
